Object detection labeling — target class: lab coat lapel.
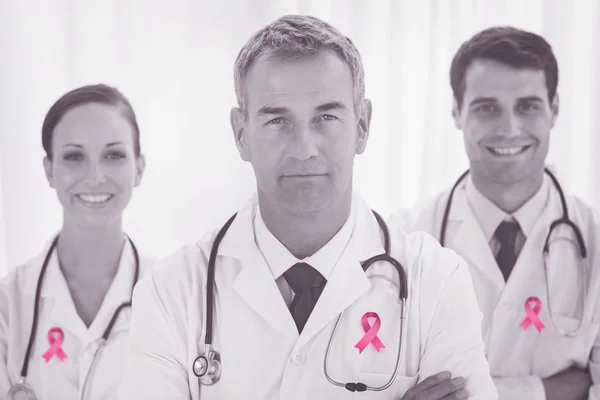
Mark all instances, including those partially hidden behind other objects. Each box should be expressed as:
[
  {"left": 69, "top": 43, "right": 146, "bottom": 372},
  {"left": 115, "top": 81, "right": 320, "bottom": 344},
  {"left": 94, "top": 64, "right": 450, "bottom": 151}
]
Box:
[
  {"left": 87, "top": 239, "right": 138, "bottom": 338},
  {"left": 43, "top": 252, "right": 89, "bottom": 340},
  {"left": 232, "top": 247, "right": 299, "bottom": 342},
  {"left": 449, "top": 187, "right": 505, "bottom": 289},
  {"left": 222, "top": 199, "right": 299, "bottom": 342},
  {"left": 502, "top": 183, "right": 557, "bottom": 297},
  {"left": 293, "top": 199, "right": 375, "bottom": 351}
]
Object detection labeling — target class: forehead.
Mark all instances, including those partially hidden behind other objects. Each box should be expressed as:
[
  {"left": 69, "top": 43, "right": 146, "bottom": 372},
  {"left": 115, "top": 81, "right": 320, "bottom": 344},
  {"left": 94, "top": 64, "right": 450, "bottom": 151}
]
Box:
[
  {"left": 463, "top": 59, "right": 548, "bottom": 102},
  {"left": 244, "top": 50, "right": 354, "bottom": 112},
  {"left": 52, "top": 103, "right": 134, "bottom": 146}
]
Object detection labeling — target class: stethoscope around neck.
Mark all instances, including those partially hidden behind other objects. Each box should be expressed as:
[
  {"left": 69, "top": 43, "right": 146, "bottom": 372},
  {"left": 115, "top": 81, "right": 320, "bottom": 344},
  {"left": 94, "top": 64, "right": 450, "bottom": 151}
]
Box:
[
  {"left": 7, "top": 234, "right": 140, "bottom": 400},
  {"left": 192, "top": 210, "right": 409, "bottom": 393},
  {"left": 439, "top": 167, "right": 589, "bottom": 336}
]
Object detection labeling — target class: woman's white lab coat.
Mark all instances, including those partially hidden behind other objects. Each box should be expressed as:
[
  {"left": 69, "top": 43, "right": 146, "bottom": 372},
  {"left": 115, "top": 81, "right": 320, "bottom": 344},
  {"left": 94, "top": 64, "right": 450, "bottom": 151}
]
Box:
[
  {"left": 0, "top": 237, "right": 154, "bottom": 400},
  {"left": 118, "top": 193, "right": 498, "bottom": 399},
  {"left": 389, "top": 173, "right": 600, "bottom": 400}
]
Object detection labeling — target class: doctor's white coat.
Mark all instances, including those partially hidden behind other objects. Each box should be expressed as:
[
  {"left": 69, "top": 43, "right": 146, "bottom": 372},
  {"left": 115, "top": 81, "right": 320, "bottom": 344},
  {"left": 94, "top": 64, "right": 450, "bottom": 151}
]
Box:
[
  {"left": 389, "top": 174, "right": 600, "bottom": 400},
  {"left": 118, "top": 194, "right": 498, "bottom": 399},
  {"left": 0, "top": 237, "right": 154, "bottom": 400}
]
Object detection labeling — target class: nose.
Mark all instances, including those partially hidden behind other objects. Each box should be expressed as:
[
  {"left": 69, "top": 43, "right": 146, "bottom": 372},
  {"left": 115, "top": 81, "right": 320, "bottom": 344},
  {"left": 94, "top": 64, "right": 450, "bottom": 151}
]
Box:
[
  {"left": 83, "top": 160, "right": 107, "bottom": 185},
  {"left": 497, "top": 112, "right": 523, "bottom": 138},
  {"left": 289, "top": 124, "right": 319, "bottom": 161}
]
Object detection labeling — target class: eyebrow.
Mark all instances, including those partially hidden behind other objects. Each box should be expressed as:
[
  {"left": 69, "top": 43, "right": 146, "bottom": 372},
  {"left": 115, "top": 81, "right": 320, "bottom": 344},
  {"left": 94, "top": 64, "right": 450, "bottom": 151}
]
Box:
[
  {"left": 516, "top": 96, "right": 544, "bottom": 103},
  {"left": 62, "top": 142, "right": 124, "bottom": 148},
  {"left": 256, "top": 106, "right": 288, "bottom": 116},
  {"left": 315, "top": 101, "right": 348, "bottom": 112},
  {"left": 255, "top": 101, "right": 348, "bottom": 116},
  {"left": 469, "top": 95, "right": 545, "bottom": 107},
  {"left": 468, "top": 97, "right": 497, "bottom": 107}
]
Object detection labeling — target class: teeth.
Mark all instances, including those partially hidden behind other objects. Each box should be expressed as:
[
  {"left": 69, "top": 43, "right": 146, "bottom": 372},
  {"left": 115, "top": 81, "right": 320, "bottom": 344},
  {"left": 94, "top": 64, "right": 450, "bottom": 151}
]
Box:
[
  {"left": 490, "top": 146, "right": 527, "bottom": 156},
  {"left": 78, "top": 194, "right": 112, "bottom": 204}
]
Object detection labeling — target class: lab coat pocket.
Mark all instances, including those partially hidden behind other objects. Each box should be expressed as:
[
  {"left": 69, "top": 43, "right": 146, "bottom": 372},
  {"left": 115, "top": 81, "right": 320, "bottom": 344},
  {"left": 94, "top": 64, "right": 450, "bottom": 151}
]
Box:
[
  {"left": 353, "top": 373, "right": 418, "bottom": 399},
  {"left": 532, "top": 315, "right": 600, "bottom": 376}
]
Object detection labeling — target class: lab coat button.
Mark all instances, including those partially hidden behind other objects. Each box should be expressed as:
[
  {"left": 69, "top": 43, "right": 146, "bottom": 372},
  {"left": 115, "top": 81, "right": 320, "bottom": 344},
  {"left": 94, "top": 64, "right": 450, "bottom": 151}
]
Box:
[{"left": 291, "top": 352, "right": 306, "bottom": 366}]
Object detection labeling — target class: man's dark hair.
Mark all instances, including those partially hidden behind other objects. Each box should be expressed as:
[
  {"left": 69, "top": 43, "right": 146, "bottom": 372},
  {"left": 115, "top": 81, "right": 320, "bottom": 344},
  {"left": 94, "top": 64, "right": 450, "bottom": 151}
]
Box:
[{"left": 450, "top": 26, "right": 559, "bottom": 109}]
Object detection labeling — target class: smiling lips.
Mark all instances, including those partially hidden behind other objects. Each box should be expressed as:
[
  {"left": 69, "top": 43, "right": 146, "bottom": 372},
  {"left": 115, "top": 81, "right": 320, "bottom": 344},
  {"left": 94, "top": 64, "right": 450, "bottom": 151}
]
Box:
[
  {"left": 77, "top": 193, "right": 113, "bottom": 204},
  {"left": 486, "top": 145, "right": 532, "bottom": 156}
]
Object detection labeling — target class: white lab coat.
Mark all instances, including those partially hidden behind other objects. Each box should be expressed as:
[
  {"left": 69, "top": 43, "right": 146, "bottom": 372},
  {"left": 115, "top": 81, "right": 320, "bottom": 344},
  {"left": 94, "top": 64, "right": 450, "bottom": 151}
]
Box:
[
  {"left": 389, "top": 173, "right": 600, "bottom": 400},
  {"left": 118, "top": 193, "right": 498, "bottom": 399},
  {"left": 0, "top": 236, "right": 154, "bottom": 400}
]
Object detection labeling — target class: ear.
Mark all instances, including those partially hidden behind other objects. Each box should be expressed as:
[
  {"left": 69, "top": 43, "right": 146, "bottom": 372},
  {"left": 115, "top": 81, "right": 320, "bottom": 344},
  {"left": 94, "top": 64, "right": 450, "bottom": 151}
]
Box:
[
  {"left": 550, "top": 92, "right": 559, "bottom": 128},
  {"left": 355, "top": 99, "right": 373, "bottom": 155},
  {"left": 452, "top": 97, "right": 462, "bottom": 130},
  {"left": 230, "top": 107, "right": 250, "bottom": 162},
  {"left": 134, "top": 154, "right": 146, "bottom": 187},
  {"left": 43, "top": 157, "right": 55, "bottom": 188}
]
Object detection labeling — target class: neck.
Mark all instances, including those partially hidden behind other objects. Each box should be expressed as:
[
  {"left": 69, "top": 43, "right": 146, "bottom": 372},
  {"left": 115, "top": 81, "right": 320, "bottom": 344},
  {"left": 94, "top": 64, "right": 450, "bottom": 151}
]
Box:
[
  {"left": 57, "top": 217, "right": 125, "bottom": 280},
  {"left": 471, "top": 169, "right": 544, "bottom": 213},
  {"left": 258, "top": 187, "right": 353, "bottom": 259}
]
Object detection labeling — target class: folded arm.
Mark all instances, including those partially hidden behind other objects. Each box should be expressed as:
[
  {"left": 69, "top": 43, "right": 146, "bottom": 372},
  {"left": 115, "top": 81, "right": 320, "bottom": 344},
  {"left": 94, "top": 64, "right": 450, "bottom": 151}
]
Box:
[
  {"left": 118, "top": 272, "right": 192, "bottom": 399},
  {"left": 418, "top": 255, "right": 498, "bottom": 400}
]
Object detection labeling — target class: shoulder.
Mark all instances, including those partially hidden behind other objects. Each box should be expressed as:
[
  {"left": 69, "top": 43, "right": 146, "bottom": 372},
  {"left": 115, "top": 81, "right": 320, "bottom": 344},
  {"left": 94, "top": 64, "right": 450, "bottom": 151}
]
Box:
[
  {"left": 387, "top": 216, "right": 475, "bottom": 322},
  {"left": 387, "top": 189, "right": 451, "bottom": 234},
  {"left": 398, "top": 225, "right": 464, "bottom": 272},
  {"left": 566, "top": 193, "right": 600, "bottom": 226},
  {"left": 0, "top": 247, "right": 48, "bottom": 331},
  {"left": 134, "top": 224, "right": 225, "bottom": 305},
  {"left": 387, "top": 222, "right": 479, "bottom": 325},
  {"left": 0, "top": 245, "right": 48, "bottom": 300},
  {"left": 388, "top": 218, "right": 467, "bottom": 288}
]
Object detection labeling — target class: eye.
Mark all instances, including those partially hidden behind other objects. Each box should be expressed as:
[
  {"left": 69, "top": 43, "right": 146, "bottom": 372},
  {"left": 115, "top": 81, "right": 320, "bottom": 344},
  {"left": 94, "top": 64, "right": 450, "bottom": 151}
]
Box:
[
  {"left": 106, "top": 151, "right": 126, "bottom": 160},
  {"left": 318, "top": 114, "right": 338, "bottom": 121},
  {"left": 517, "top": 102, "right": 541, "bottom": 113},
  {"left": 474, "top": 104, "right": 496, "bottom": 114},
  {"left": 266, "top": 117, "right": 286, "bottom": 126},
  {"left": 63, "top": 152, "right": 83, "bottom": 161}
]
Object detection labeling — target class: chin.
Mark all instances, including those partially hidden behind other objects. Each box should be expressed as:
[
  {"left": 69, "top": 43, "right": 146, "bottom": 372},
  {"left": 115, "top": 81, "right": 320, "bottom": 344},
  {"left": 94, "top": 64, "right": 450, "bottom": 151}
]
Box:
[
  {"left": 277, "top": 189, "right": 334, "bottom": 215},
  {"left": 68, "top": 211, "right": 123, "bottom": 229},
  {"left": 488, "top": 165, "right": 542, "bottom": 185}
]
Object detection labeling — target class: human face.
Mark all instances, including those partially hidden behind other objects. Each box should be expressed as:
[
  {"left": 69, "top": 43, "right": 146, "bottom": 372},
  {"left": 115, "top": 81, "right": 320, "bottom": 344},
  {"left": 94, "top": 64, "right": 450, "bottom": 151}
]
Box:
[
  {"left": 231, "top": 50, "right": 371, "bottom": 215},
  {"left": 43, "top": 103, "right": 145, "bottom": 228},
  {"left": 453, "top": 59, "right": 558, "bottom": 185}
]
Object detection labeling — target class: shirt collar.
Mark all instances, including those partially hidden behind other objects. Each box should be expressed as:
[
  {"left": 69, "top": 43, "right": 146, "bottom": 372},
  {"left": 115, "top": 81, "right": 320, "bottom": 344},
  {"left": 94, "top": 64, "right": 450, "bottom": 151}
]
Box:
[
  {"left": 465, "top": 173, "right": 550, "bottom": 241},
  {"left": 40, "top": 236, "right": 137, "bottom": 304},
  {"left": 254, "top": 201, "right": 356, "bottom": 280}
]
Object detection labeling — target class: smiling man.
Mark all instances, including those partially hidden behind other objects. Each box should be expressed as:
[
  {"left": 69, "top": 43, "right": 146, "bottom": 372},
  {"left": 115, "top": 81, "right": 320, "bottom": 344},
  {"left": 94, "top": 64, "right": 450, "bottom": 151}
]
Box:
[{"left": 390, "top": 27, "right": 600, "bottom": 400}]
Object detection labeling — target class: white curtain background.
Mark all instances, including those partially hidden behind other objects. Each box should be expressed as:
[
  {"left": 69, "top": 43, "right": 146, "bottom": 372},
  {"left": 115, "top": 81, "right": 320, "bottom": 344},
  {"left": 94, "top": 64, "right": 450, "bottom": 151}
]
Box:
[{"left": 1, "top": 0, "right": 599, "bottom": 277}]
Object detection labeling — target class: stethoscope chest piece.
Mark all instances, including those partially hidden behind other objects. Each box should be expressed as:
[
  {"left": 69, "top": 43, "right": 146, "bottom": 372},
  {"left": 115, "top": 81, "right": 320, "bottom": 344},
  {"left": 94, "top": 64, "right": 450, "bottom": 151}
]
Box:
[
  {"left": 7, "top": 380, "right": 37, "bottom": 400},
  {"left": 193, "top": 347, "right": 221, "bottom": 385}
]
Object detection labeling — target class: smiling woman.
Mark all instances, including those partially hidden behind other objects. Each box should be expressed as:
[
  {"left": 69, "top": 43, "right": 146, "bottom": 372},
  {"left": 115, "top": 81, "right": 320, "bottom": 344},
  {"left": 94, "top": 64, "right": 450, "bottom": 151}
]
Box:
[{"left": 0, "top": 84, "right": 155, "bottom": 400}]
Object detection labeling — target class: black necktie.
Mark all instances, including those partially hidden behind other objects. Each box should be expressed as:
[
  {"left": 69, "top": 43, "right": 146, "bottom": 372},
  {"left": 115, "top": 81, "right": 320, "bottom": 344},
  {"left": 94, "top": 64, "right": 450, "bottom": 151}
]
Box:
[
  {"left": 494, "top": 220, "right": 521, "bottom": 281},
  {"left": 283, "top": 262, "right": 327, "bottom": 333}
]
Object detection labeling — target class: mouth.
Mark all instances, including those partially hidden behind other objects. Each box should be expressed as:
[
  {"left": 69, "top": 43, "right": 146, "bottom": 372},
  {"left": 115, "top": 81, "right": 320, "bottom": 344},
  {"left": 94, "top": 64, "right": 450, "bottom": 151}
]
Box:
[
  {"left": 76, "top": 193, "right": 114, "bottom": 206},
  {"left": 485, "top": 145, "right": 532, "bottom": 156},
  {"left": 282, "top": 174, "right": 328, "bottom": 180}
]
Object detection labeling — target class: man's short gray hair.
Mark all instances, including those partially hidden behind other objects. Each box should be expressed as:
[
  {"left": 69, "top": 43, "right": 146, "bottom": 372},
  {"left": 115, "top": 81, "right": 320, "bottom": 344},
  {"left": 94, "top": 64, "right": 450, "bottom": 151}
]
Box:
[{"left": 233, "top": 15, "right": 366, "bottom": 114}]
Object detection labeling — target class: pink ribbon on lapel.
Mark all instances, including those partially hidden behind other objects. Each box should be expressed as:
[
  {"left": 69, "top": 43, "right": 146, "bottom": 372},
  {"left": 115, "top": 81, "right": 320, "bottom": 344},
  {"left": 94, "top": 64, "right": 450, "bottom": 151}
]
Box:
[
  {"left": 519, "top": 296, "right": 545, "bottom": 333},
  {"left": 354, "top": 312, "right": 386, "bottom": 354},
  {"left": 42, "top": 327, "right": 68, "bottom": 362}
]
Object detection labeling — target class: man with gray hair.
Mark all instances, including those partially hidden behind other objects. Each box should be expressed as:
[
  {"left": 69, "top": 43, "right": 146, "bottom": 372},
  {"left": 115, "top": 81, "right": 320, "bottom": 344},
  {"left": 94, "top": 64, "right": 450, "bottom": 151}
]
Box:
[{"left": 118, "top": 15, "right": 498, "bottom": 399}]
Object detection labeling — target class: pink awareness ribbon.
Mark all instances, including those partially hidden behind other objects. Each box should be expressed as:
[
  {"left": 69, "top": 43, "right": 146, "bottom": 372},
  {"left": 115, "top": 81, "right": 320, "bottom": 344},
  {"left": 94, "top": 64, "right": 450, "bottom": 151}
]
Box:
[
  {"left": 354, "top": 312, "right": 386, "bottom": 354},
  {"left": 519, "top": 296, "right": 546, "bottom": 333},
  {"left": 42, "top": 327, "right": 68, "bottom": 362}
]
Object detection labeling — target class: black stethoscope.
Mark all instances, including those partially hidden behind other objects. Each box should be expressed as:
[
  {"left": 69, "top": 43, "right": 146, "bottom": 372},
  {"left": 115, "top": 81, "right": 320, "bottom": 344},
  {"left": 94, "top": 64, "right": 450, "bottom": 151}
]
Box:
[
  {"left": 439, "top": 167, "right": 588, "bottom": 336},
  {"left": 7, "top": 234, "right": 140, "bottom": 400},
  {"left": 192, "top": 210, "right": 409, "bottom": 393}
]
